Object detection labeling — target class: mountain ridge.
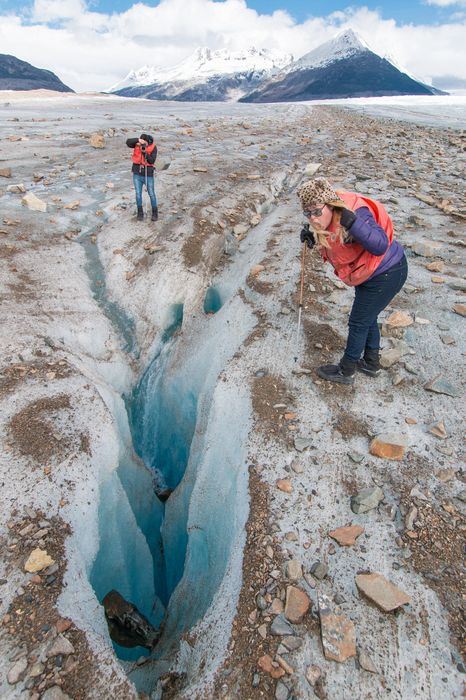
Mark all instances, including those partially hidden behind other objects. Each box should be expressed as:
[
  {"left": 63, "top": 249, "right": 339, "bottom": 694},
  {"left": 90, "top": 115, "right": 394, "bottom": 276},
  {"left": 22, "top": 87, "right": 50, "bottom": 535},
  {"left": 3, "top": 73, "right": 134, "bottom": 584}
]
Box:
[{"left": 0, "top": 54, "right": 73, "bottom": 92}]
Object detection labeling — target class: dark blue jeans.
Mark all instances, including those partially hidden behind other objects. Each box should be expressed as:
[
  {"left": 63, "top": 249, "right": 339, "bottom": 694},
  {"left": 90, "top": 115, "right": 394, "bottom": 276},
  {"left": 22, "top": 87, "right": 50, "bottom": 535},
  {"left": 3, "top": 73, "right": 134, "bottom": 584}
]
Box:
[
  {"left": 343, "top": 255, "right": 408, "bottom": 364},
  {"left": 133, "top": 173, "right": 157, "bottom": 209}
]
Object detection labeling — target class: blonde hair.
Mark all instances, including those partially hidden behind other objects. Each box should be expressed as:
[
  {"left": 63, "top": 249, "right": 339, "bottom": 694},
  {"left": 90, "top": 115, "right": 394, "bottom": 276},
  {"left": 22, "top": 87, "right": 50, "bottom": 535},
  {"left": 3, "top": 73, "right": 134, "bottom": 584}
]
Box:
[{"left": 312, "top": 198, "right": 353, "bottom": 249}]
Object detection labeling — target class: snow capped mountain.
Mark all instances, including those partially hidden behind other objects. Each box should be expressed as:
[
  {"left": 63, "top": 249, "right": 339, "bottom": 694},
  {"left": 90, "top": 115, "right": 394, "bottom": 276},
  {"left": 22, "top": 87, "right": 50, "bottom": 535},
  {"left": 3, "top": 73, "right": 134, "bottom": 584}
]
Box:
[
  {"left": 241, "top": 29, "right": 445, "bottom": 103},
  {"left": 288, "top": 29, "right": 368, "bottom": 72},
  {"left": 109, "top": 47, "right": 292, "bottom": 99}
]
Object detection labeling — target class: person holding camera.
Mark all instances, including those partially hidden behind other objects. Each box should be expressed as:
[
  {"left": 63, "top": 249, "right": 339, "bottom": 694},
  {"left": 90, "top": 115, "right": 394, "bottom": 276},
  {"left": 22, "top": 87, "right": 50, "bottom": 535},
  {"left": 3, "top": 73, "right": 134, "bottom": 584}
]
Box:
[
  {"left": 298, "top": 177, "right": 408, "bottom": 385},
  {"left": 126, "top": 133, "right": 158, "bottom": 221}
]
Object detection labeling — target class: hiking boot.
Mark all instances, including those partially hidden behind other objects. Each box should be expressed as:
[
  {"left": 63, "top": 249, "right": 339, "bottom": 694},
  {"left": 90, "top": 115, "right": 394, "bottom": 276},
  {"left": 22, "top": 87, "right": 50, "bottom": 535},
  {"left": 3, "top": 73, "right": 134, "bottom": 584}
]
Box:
[
  {"left": 136, "top": 206, "right": 144, "bottom": 221},
  {"left": 357, "top": 358, "right": 381, "bottom": 377},
  {"left": 316, "top": 363, "right": 355, "bottom": 385},
  {"left": 357, "top": 349, "right": 381, "bottom": 377},
  {"left": 151, "top": 207, "right": 159, "bottom": 222}
]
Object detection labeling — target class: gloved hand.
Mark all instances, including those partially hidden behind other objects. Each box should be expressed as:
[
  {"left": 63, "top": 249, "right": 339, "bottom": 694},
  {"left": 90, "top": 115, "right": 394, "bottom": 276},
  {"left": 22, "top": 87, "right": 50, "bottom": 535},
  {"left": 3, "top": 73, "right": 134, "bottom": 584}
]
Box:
[
  {"left": 339, "top": 208, "right": 356, "bottom": 229},
  {"left": 300, "top": 223, "right": 315, "bottom": 249}
]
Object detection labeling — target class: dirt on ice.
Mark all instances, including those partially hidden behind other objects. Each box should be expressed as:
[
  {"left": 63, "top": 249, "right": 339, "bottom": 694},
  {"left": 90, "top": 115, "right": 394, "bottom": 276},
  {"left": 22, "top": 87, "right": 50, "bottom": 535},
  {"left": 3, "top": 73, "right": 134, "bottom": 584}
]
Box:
[{"left": 0, "top": 92, "right": 464, "bottom": 700}]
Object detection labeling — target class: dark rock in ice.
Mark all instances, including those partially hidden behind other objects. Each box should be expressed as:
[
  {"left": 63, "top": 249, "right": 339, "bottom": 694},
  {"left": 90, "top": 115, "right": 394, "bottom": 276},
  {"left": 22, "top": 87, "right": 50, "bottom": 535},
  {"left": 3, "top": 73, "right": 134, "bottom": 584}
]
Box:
[{"left": 103, "top": 589, "right": 161, "bottom": 650}]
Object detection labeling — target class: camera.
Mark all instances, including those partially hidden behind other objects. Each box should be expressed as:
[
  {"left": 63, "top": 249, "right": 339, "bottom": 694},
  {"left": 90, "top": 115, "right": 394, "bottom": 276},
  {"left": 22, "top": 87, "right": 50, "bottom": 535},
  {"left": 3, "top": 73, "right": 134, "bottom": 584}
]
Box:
[{"left": 141, "top": 144, "right": 146, "bottom": 152}]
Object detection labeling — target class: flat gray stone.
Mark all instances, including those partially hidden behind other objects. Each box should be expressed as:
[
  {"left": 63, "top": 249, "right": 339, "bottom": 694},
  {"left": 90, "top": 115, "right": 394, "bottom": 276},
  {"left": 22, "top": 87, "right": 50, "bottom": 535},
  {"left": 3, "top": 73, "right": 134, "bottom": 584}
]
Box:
[
  {"left": 359, "top": 650, "right": 378, "bottom": 673},
  {"left": 270, "top": 614, "right": 294, "bottom": 636},
  {"left": 275, "top": 681, "right": 289, "bottom": 700},
  {"left": 351, "top": 486, "right": 384, "bottom": 514},
  {"left": 294, "top": 436, "right": 312, "bottom": 452},
  {"left": 348, "top": 451, "right": 365, "bottom": 463},
  {"left": 424, "top": 375, "right": 460, "bottom": 397},
  {"left": 7, "top": 657, "right": 27, "bottom": 684},
  {"left": 281, "top": 635, "right": 303, "bottom": 651},
  {"left": 310, "top": 561, "right": 328, "bottom": 580},
  {"left": 46, "top": 634, "right": 75, "bottom": 658}
]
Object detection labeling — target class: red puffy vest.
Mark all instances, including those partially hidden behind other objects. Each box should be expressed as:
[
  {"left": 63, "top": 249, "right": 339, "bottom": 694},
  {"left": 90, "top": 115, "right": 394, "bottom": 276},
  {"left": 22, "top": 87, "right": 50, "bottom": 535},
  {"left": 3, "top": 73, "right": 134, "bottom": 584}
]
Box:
[
  {"left": 320, "top": 191, "right": 394, "bottom": 286},
  {"left": 132, "top": 142, "right": 156, "bottom": 167}
]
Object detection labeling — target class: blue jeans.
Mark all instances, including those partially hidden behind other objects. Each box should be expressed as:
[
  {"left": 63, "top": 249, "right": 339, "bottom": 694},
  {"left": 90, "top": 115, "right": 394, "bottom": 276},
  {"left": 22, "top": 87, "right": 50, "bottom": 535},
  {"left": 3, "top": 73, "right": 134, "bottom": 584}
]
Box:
[
  {"left": 344, "top": 255, "right": 408, "bottom": 363},
  {"left": 132, "top": 173, "right": 157, "bottom": 209}
]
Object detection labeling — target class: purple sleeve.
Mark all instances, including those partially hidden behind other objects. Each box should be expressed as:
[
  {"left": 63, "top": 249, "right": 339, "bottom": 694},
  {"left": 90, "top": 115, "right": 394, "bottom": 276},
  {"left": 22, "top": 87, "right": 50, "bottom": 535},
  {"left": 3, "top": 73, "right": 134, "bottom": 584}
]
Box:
[{"left": 347, "top": 206, "right": 389, "bottom": 256}]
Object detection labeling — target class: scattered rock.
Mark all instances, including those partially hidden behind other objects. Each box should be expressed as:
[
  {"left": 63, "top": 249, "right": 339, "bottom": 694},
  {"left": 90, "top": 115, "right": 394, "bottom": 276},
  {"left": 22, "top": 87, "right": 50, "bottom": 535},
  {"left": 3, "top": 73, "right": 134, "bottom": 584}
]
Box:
[
  {"left": 347, "top": 451, "right": 364, "bottom": 463},
  {"left": 7, "top": 183, "right": 26, "bottom": 193},
  {"left": 294, "top": 436, "right": 312, "bottom": 452},
  {"left": 41, "top": 687, "right": 72, "bottom": 700},
  {"left": 426, "top": 260, "right": 444, "bottom": 272},
  {"left": 193, "top": 166, "right": 208, "bottom": 173},
  {"left": 318, "top": 594, "right": 356, "bottom": 663},
  {"left": 427, "top": 419, "right": 448, "bottom": 439},
  {"left": 276, "top": 479, "right": 293, "bottom": 494},
  {"left": 380, "top": 347, "right": 402, "bottom": 368},
  {"left": 447, "top": 278, "right": 466, "bottom": 292},
  {"left": 89, "top": 132, "right": 105, "bottom": 148},
  {"left": 286, "top": 560, "right": 302, "bottom": 581},
  {"left": 281, "top": 636, "right": 303, "bottom": 651},
  {"left": 21, "top": 192, "right": 47, "bottom": 212},
  {"left": 355, "top": 572, "right": 411, "bottom": 611},
  {"left": 386, "top": 310, "right": 413, "bottom": 327},
  {"left": 24, "top": 548, "right": 54, "bottom": 573},
  {"left": 351, "top": 486, "right": 384, "bottom": 514},
  {"left": 306, "top": 664, "right": 322, "bottom": 686},
  {"left": 328, "top": 525, "right": 364, "bottom": 546},
  {"left": 424, "top": 375, "right": 460, "bottom": 397},
  {"left": 284, "top": 586, "right": 310, "bottom": 623},
  {"left": 7, "top": 657, "right": 28, "bottom": 684},
  {"left": 275, "top": 681, "right": 289, "bottom": 700},
  {"left": 411, "top": 240, "right": 443, "bottom": 257},
  {"left": 452, "top": 303, "right": 466, "bottom": 317},
  {"left": 257, "top": 654, "right": 285, "bottom": 679},
  {"left": 46, "top": 634, "right": 75, "bottom": 658},
  {"left": 304, "top": 163, "right": 321, "bottom": 176},
  {"left": 358, "top": 650, "right": 378, "bottom": 673},
  {"left": 64, "top": 200, "right": 80, "bottom": 210},
  {"left": 310, "top": 561, "right": 328, "bottom": 580},
  {"left": 0, "top": 167, "right": 12, "bottom": 177},
  {"left": 251, "top": 264, "right": 265, "bottom": 276},
  {"left": 369, "top": 433, "right": 407, "bottom": 460},
  {"left": 270, "top": 614, "right": 294, "bottom": 636}
]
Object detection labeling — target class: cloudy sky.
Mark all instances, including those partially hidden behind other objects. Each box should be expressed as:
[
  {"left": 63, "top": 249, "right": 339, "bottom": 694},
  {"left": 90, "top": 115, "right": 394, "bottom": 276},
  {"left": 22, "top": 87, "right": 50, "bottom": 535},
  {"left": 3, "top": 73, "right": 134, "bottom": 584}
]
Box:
[{"left": 0, "top": 0, "right": 465, "bottom": 92}]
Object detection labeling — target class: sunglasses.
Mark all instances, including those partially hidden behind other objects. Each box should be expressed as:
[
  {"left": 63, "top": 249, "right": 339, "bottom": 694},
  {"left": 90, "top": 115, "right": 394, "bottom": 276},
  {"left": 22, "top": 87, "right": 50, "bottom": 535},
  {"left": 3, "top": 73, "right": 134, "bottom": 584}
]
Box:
[{"left": 303, "top": 206, "right": 324, "bottom": 218}]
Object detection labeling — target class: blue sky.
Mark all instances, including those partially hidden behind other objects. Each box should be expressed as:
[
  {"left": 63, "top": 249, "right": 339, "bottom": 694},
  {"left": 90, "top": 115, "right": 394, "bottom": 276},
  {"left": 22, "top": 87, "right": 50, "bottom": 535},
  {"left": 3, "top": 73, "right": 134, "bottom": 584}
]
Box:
[
  {"left": 0, "top": 0, "right": 458, "bottom": 24},
  {"left": 0, "top": 0, "right": 464, "bottom": 91}
]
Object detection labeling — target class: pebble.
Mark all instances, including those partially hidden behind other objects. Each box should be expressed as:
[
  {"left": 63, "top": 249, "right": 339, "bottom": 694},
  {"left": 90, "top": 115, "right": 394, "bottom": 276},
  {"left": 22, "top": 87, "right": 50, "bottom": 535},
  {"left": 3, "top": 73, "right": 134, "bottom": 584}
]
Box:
[
  {"left": 275, "top": 681, "right": 289, "bottom": 699},
  {"left": 284, "top": 586, "right": 310, "bottom": 623},
  {"left": 286, "top": 560, "right": 302, "bottom": 581},
  {"left": 7, "top": 657, "right": 28, "bottom": 684},
  {"left": 46, "top": 634, "right": 75, "bottom": 658},
  {"left": 257, "top": 654, "right": 285, "bottom": 679},
  {"left": 424, "top": 375, "right": 460, "bottom": 397},
  {"left": 310, "top": 561, "right": 328, "bottom": 580},
  {"left": 369, "top": 433, "right": 407, "bottom": 460},
  {"left": 294, "top": 436, "right": 312, "bottom": 452},
  {"left": 41, "top": 687, "right": 72, "bottom": 700},
  {"left": 270, "top": 614, "right": 294, "bottom": 636},
  {"left": 281, "top": 636, "right": 303, "bottom": 651},
  {"left": 24, "top": 548, "right": 54, "bottom": 573},
  {"left": 356, "top": 572, "right": 411, "bottom": 611},
  {"left": 305, "top": 664, "right": 322, "bottom": 686},
  {"left": 347, "top": 451, "right": 364, "bottom": 463},
  {"left": 318, "top": 593, "right": 356, "bottom": 663},
  {"left": 358, "top": 650, "right": 378, "bottom": 673},
  {"left": 351, "top": 486, "right": 384, "bottom": 514},
  {"left": 328, "top": 525, "right": 364, "bottom": 547}
]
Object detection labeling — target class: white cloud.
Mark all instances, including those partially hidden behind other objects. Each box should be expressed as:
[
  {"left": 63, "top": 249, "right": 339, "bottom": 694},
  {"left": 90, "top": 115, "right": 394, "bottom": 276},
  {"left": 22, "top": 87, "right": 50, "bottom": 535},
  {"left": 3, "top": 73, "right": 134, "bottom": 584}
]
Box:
[
  {"left": 424, "top": 0, "right": 466, "bottom": 6},
  {"left": 0, "top": 0, "right": 464, "bottom": 91}
]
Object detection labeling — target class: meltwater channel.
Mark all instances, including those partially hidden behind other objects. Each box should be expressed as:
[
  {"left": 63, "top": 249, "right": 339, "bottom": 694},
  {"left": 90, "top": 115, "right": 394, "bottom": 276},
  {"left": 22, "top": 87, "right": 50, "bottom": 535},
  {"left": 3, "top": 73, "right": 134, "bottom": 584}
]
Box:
[{"left": 89, "top": 281, "right": 253, "bottom": 688}]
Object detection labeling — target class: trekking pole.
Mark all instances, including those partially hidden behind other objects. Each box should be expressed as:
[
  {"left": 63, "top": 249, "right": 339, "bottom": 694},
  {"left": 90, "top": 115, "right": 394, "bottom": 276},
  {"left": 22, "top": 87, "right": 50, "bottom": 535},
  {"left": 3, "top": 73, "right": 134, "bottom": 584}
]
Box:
[{"left": 294, "top": 241, "right": 307, "bottom": 362}]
